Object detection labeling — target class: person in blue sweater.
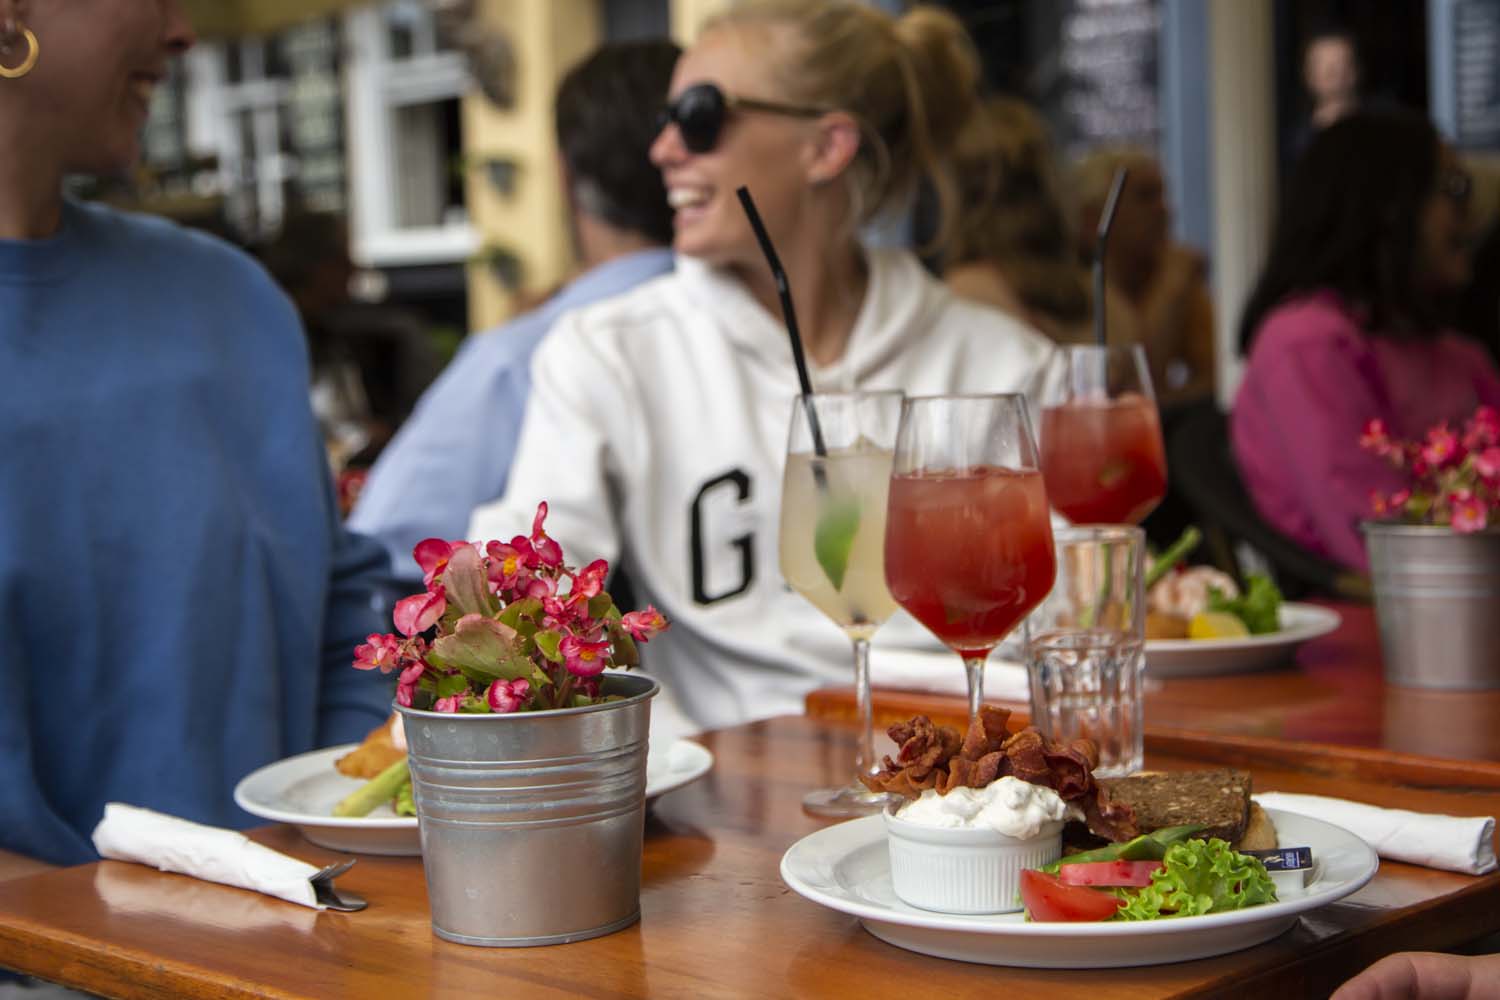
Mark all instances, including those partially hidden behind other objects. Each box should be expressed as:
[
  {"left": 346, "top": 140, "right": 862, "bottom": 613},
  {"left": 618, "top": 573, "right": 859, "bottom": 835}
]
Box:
[
  {"left": 0, "top": 0, "right": 395, "bottom": 871},
  {"left": 349, "top": 39, "right": 679, "bottom": 582}
]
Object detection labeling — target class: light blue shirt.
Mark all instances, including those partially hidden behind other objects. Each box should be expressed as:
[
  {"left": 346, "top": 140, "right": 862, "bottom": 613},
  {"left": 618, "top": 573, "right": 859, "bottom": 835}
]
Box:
[{"left": 350, "top": 248, "right": 674, "bottom": 582}]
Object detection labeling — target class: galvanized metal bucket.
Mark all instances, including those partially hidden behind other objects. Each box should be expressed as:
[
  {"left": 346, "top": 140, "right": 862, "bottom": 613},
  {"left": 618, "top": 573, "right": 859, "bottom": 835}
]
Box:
[
  {"left": 395, "top": 671, "right": 658, "bottom": 946},
  {"left": 1363, "top": 523, "right": 1500, "bottom": 690}
]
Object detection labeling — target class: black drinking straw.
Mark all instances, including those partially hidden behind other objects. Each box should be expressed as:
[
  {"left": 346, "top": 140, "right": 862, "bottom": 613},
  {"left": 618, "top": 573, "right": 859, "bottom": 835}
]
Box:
[
  {"left": 736, "top": 185, "right": 829, "bottom": 462},
  {"left": 1092, "top": 166, "right": 1129, "bottom": 349}
]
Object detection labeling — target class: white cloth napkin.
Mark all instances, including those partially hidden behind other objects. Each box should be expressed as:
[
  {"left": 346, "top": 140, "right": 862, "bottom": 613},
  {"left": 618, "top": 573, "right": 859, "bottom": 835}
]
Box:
[
  {"left": 91, "top": 802, "right": 325, "bottom": 909},
  {"left": 1254, "top": 792, "right": 1498, "bottom": 875},
  {"left": 869, "top": 647, "right": 1030, "bottom": 702}
]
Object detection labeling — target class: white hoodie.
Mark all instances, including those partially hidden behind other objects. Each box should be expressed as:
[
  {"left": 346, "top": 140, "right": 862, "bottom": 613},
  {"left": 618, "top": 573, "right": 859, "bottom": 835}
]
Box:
[{"left": 469, "top": 248, "right": 1054, "bottom": 734}]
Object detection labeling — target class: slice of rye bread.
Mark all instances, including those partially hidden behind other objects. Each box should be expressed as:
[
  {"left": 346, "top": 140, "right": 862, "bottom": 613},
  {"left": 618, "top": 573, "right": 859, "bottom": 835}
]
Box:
[{"left": 1097, "top": 769, "right": 1252, "bottom": 844}]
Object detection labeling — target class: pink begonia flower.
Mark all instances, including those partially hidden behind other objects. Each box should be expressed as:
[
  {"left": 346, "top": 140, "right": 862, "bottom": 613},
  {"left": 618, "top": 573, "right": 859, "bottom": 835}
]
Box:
[
  {"left": 485, "top": 678, "right": 531, "bottom": 713},
  {"left": 1421, "top": 424, "right": 1461, "bottom": 468},
  {"left": 353, "top": 633, "right": 402, "bottom": 673},
  {"left": 1466, "top": 406, "right": 1500, "bottom": 449},
  {"left": 1476, "top": 447, "right": 1500, "bottom": 482},
  {"left": 485, "top": 538, "right": 536, "bottom": 591},
  {"left": 1389, "top": 489, "right": 1411, "bottom": 510},
  {"left": 620, "top": 606, "right": 669, "bottom": 642},
  {"left": 1450, "top": 491, "right": 1489, "bottom": 533},
  {"left": 559, "top": 635, "right": 611, "bottom": 677},
  {"left": 393, "top": 586, "right": 446, "bottom": 637},
  {"left": 413, "top": 538, "right": 467, "bottom": 587},
  {"left": 396, "top": 683, "right": 415, "bottom": 708},
  {"left": 530, "top": 502, "right": 564, "bottom": 568},
  {"left": 570, "top": 559, "right": 609, "bottom": 604},
  {"left": 1359, "top": 418, "right": 1392, "bottom": 456},
  {"left": 433, "top": 695, "right": 462, "bottom": 713}
]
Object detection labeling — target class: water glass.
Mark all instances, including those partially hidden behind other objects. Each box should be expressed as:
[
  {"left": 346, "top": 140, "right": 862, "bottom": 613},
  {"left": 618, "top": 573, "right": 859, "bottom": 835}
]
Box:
[{"left": 1026, "top": 525, "right": 1146, "bottom": 777}]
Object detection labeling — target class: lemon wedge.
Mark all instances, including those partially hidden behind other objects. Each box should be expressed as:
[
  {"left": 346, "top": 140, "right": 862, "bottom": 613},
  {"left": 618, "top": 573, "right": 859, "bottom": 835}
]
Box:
[{"left": 1188, "top": 610, "right": 1250, "bottom": 640}]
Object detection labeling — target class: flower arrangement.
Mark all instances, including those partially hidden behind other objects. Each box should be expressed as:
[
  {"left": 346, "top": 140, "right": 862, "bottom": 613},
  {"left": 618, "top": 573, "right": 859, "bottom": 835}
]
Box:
[
  {"left": 1361, "top": 405, "right": 1500, "bottom": 533},
  {"left": 352, "top": 502, "right": 667, "bottom": 712}
]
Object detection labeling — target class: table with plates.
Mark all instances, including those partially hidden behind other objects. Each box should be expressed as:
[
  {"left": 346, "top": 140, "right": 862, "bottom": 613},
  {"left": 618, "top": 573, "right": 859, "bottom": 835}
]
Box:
[
  {"left": 2, "top": 703, "right": 1499, "bottom": 998},
  {"left": 812, "top": 601, "right": 1500, "bottom": 761}
]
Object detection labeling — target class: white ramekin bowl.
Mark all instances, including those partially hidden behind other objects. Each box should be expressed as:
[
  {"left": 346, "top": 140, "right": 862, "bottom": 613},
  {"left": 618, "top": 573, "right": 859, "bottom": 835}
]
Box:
[{"left": 883, "top": 806, "right": 1063, "bottom": 914}]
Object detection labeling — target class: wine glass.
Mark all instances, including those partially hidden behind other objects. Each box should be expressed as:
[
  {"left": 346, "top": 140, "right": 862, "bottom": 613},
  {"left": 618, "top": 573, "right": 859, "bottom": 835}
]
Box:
[
  {"left": 778, "top": 390, "right": 904, "bottom": 817},
  {"left": 884, "top": 394, "right": 1058, "bottom": 725},
  {"left": 1037, "top": 343, "right": 1168, "bottom": 526}
]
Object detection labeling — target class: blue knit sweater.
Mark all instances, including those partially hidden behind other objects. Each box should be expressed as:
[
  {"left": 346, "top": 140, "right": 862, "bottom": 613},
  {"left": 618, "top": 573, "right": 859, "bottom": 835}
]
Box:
[{"left": 0, "top": 201, "right": 395, "bottom": 864}]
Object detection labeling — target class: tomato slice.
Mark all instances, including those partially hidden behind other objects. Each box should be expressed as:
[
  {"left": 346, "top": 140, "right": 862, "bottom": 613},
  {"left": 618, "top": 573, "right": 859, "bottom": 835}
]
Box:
[
  {"left": 1058, "top": 860, "right": 1164, "bottom": 888},
  {"left": 1019, "top": 869, "right": 1125, "bottom": 922}
]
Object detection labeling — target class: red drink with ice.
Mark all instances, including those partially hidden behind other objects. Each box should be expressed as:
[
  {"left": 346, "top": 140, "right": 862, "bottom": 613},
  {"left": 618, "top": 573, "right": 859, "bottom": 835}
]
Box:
[
  {"left": 1040, "top": 393, "right": 1167, "bottom": 525},
  {"left": 884, "top": 466, "right": 1057, "bottom": 658}
]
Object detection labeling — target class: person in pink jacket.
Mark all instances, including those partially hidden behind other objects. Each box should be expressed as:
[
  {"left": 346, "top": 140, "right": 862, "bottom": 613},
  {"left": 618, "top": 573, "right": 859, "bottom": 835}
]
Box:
[{"left": 1232, "top": 110, "right": 1500, "bottom": 571}]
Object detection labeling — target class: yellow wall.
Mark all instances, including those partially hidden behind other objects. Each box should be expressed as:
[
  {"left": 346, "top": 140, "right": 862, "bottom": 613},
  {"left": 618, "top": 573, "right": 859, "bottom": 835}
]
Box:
[
  {"left": 463, "top": 0, "right": 601, "bottom": 332},
  {"left": 461, "top": 0, "right": 734, "bottom": 332}
]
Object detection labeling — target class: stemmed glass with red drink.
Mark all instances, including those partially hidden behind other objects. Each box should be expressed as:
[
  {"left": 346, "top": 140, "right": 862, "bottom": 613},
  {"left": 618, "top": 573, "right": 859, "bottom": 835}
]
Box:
[
  {"left": 884, "top": 394, "right": 1058, "bottom": 724},
  {"left": 1038, "top": 343, "right": 1168, "bottom": 526}
]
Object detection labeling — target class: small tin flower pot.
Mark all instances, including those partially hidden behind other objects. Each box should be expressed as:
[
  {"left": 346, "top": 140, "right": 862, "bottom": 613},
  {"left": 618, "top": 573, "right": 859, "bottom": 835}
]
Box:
[
  {"left": 396, "top": 671, "right": 658, "bottom": 946},
  {"left": 1363, "top": 523, "right": 1500, "bottom": 690}
]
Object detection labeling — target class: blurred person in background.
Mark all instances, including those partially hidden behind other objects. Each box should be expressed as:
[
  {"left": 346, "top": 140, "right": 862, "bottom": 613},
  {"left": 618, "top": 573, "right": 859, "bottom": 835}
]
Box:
[
  {"left": 945, "top": 95, "right": 1138, "bottom": 345},
  {"left": 1071, "top": 147, "right": 1216, "bottom": 406},
  {"left": 1232, "top": 110, "right": 1500, "bottom": 572},
  {"left": 469, "top": 0, "right": 1051, "bottom": 735},
  {"left": 0, "top": 0, "right": 394, "bottom": 874},
  {"left": 350, "top": 39, "right": 681, "bottom": 582}
]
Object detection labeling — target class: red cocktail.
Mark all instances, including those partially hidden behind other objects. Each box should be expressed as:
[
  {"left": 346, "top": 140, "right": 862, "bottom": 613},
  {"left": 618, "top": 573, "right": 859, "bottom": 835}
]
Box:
[
  {"left": 885, "top": 466, "right": 1057, "bottom": 659},
  {"left": 1040, "top": 392, "right": 1167, "bottom": 525}
]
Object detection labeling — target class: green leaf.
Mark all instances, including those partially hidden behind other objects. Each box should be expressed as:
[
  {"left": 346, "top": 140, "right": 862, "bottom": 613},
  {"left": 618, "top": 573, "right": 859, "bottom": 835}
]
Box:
[
  {"left": 428, "top": 615, "right": 532, "bottom": 682},
  {"left": 434, "top": 671, "right": 469, "bottom": 698},
  {"left": 1207, "top": 574, "right": 1283, "bottom": 634},
  {"left": 533, "top": 629, "right": 564, "bottom": 663},
  {"left": 813, "top": 496, "right": 862, "bottom": 592},
  {"left": 610, "top": 629, "right": 639, "bottom": 667},
  {"left": 497, "top": 597, "right": 543, "bottom": 632},
  {"left": 588, "top": 593, "right": 619, "bottom": 621},
  {"left": 441, "top": 545, "right": 498, "bottom": 618},
  {"left": 1109, "top": 839, "right": 1276, "bottom": 921}
]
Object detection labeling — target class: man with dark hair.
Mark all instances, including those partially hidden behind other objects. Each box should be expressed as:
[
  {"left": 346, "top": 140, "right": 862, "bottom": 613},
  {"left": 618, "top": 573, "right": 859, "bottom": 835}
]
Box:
[{"left": 351, "top": 39, "right": 679, "bottom": 579}]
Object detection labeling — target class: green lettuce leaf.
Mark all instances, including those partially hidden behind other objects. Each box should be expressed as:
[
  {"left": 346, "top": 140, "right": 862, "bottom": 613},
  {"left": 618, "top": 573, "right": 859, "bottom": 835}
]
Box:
[
  {"left": 1207, "top": 574, "right": 1283, "bottom": 635},
  {"left": 1111, "top": 838, "right": 1277, "bottom": 920}
]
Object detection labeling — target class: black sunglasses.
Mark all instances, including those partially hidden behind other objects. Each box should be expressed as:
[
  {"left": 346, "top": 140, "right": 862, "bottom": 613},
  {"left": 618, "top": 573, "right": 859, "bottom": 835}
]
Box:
[{"left": 656, "top": 82, "right": 828, "bottom": 154}]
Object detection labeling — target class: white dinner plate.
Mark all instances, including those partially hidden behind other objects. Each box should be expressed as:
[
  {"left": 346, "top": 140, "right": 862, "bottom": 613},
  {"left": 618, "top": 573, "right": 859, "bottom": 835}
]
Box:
[
  {"left": 780, "top": 808, "right": 1377, "bottom": 968},
  {"left": 1145, "top": 603, "right": 1342, "bottom": 678},
  {"left": 233, "top": 739, "right": 714, "bottom": 856}
]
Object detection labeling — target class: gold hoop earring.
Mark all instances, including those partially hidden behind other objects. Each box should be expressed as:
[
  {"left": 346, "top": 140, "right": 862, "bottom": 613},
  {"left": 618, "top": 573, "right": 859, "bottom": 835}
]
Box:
[{"left": 0, "top": 27, "right": 39, "bottom": 80}]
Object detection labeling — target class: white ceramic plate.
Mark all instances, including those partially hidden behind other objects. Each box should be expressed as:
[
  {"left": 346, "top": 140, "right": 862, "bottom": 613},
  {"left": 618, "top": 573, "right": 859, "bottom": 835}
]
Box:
[
  {"left": 780, "top": 808, "right": 1377, "bottom": 968},
  {"left": 1145, "top": 603, "right": 1342, "bottom": 678},
  {"left": 233, "top": 739, "right": 714, "bottom": 856}
]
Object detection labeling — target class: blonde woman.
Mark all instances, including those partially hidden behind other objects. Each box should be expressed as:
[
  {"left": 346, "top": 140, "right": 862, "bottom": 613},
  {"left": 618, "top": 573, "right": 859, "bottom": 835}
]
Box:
[
  {"left": 945, "top": 96, "right": 1138, "bottom": 345},
  {"left": 470, "top": 1, "right": 1053, "bottom": 733}
]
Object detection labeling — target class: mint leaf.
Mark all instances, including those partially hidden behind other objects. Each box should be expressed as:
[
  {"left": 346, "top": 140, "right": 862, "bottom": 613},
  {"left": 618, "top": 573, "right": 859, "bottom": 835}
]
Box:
[{"left": 813, "top": 497, "right": 862, "bottom": 591}]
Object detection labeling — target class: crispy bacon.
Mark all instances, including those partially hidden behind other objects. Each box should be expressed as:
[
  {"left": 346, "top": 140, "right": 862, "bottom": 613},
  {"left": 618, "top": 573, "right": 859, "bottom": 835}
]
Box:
[{"left": 859, "top": 710, "right": 1104, "bottom": 813}]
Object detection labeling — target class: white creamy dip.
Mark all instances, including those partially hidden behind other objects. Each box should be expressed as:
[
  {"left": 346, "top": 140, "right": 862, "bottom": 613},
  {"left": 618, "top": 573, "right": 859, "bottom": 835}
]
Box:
[{"left": 895, "top": 777, "right": 1080, "bottom": 839}]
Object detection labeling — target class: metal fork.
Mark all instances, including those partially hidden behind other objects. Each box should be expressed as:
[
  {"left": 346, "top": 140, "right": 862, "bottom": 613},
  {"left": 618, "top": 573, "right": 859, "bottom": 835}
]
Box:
[{"left": 309, "top": 859, "right": 366, "bottom": 912}]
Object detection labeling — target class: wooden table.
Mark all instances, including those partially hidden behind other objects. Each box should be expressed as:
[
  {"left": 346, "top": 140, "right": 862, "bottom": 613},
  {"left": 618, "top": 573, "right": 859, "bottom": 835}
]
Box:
[
  {"left": 809, "top": 602, "right": 1500, "bottom": 761},
  {"left": 2, "top": 713, "right": 1499, "bottom": 999}
]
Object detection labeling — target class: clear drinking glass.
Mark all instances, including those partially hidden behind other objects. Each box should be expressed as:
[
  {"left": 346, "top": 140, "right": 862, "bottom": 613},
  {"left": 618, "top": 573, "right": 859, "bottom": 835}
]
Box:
[
  {"left": 1037, "top": 343, "right": 1168, "bottom": 526},
  {"left": 778, "top": 390, "right": 904, "bottom": 816},
  {"left": 883, "top": 394, "right": 1058, "bottom": 727},
  {"left": 1026, "top": 525, "right": 1147, "bottom": 776}
]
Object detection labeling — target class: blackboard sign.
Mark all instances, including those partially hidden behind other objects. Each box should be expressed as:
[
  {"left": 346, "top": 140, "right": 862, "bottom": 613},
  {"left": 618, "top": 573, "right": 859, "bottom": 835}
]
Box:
[
  {"left": 1033, "top": 0, "right": 1161, "bottom": 158},
  {"left": 1452, "top": 0, "right": 1500, "bottom": 149}
]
